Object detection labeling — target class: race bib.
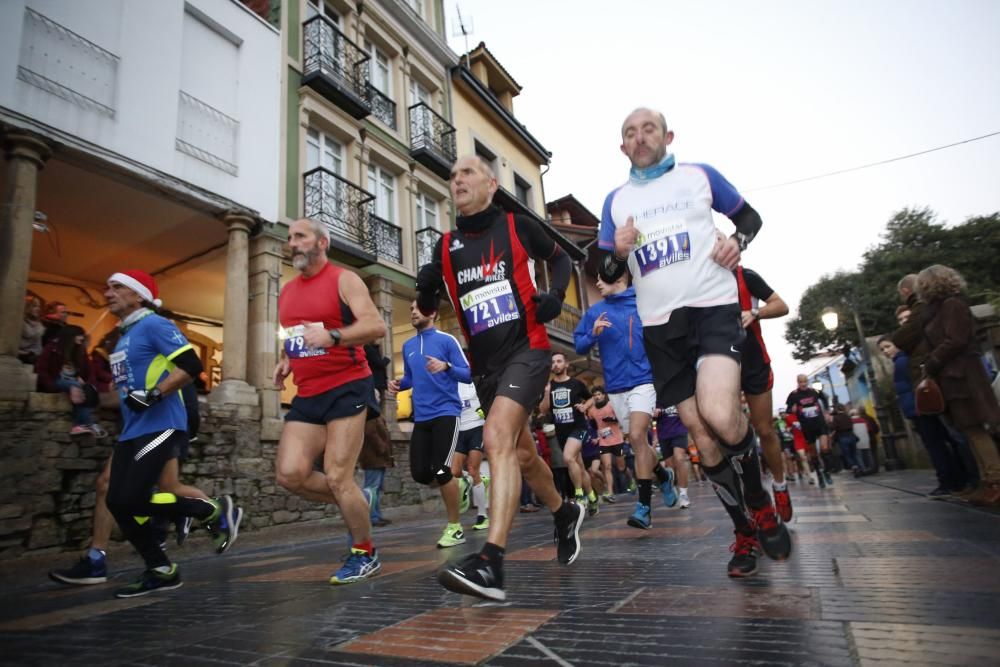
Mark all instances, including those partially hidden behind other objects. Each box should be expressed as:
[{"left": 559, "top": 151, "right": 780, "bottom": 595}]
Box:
[
  {"left": 633, "top": 229, "right": 691, "bottom": 277},
  {"left": 553, "top": 407, "right": 574, "bottom": 424},
  {"left": 280, "top": 323, "right": 328, "bottom": 359},
  {"left": 109, "top": 351, "right": 128, "bottom": 386},
  {"left": 801, "top": 405, "right": 820, "bottom": 419},
  {"left": 600, "top": 427, "right": 612, "bottom": 439},
  {"left": 459, "top": 281, "right": 520, "bottom": 336}
]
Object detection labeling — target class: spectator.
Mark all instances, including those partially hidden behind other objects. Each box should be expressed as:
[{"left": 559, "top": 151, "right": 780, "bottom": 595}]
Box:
[
  {"left": 916, "top": 265, "right": 1000, "bottom": 506},
  {"left": 41, "top": 301, "right": 69, "bottom": 347},
  {"left": 831, "top": 404, "right": 861, "bottom": 474},
  {"left": 90, "top": 329, "right": 120, "bottom": 393},
  {"left": 359, "top": 343, "right": 394, "bottom": 527},
  {"left": 850, "top": 409, "right": 874, "bottom": 474},
  {"left": 35, "top": 325, "right": 104, "bottom": 436},
  {"left": 19, "top": 296, "right": 45, "bottom": 365}
]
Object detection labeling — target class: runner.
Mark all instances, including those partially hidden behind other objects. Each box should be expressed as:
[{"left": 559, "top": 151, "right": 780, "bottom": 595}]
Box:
[
  {"left": 387, "top": 302, "right": 471, "bottom": 548},
  {"left": 586, "top": 385, "right": 629, "bottom": 503},
  {"left": 102, "top": 270, "right": 241, "bottom": 597},
  {"left": 274, "top": 218, "right": 386, "bottom": 585},
  {"left": 735, "top": 265, "right": 793, "bottom": 520},
  {"left": 574, "top": 268, "right": 670, "bottom": 528},
  {"left": 598, "top": 107, "right": 791, "bottom": 577},
  {"left": 421, "top": 155, "right": 585, "bottom": 601},
  {"left": 786, "top": 375, "right": 834, "bottom": 487},
  {"left": 655, "top": 404, "right": 689, "bottom": 508},
  {"left": 782, "top": 409, "right": 818, "bottom": 485},
  {"left": 455, "top": 378, "right": 491, "bottom": 530},
  {"left": 540, "top": 353, "right": 599, "bottom": 516}
]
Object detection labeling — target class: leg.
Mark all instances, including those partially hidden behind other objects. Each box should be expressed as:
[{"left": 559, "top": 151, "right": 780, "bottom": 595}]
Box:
[
  {"left": 483, "top": 398, "right": 539, "bottom": 549},
  {"left": 92, "top": 456, "right": 114, "bottom": 551},
  {"left": 277, "top": 421, "right": 337, "bottom": 503},
  {"left": 158, "top": 458, "right": 209, "bottom": 500},
  {"left": 562, "top": 437, "right": 590, "bottom": 497},
  {"left": 322, "top": 411, "right": 371, "bottom": 545},
  {"left": 600, "top": 452, "right": 614, "bottom": 495},
  {"left": 747, "top": 391, "right": 783, "bottom": 484}
]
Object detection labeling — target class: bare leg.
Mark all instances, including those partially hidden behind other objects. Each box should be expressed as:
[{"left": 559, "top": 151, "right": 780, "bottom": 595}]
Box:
[
  {"left": 672, "top": 447, "right": 690, "bottom": 488},
  {"left": 440, "top": 478, "right": 460, "bottom": 523},
  {"left": 159, "top": 458, "right": 209, "bottom": 500},
  {"left": 747, "top": 391, "right": 783, "bottom": 484},
  {"left": 92, "top": 457, "right": 113, "bottom": 551},
  {"left": 276, "top": 421, "right": 337, "bottom": 503},
  {"left": 563, "top": 437, "right": 591, "bottom": 496},
  {"left": 323, "top": 411, "right": 371, "bottom": 544},
  {"left": 600, "top": 452, "right": 614, "bottom": 494}
]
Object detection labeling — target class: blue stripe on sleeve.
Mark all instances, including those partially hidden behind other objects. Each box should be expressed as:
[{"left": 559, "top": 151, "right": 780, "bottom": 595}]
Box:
[
  {"left": 696, "top": 163, "right": 745, "bottom": 217},
  {"left": 598, "top": 186, "right": 625, "bottom": 250}
]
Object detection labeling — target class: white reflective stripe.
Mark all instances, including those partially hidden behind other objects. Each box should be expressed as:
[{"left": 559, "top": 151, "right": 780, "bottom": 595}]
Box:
[
  {"left": 443, "top": 418, "right": 460, "bottom": 469},
  {"left": 134, "top": 429, "right": 175, "bottom": 461}
]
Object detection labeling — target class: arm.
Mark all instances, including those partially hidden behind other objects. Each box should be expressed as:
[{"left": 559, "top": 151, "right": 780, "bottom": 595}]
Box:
[
  {"left": 427, "top": 336, "right": 472, "bottom": 383},
  {"left": 701, "top": 164, "right": 760, "bottom": 269},
  {"left": 539, "top": 383, "right": 552, "bottom": 415},
  {"left": 924, "top": 299, "right": 974, "bottom": 376},
  {"left": 301, "top": 269, "right": 386, "bottom": 350},
  {"left": 415, "top": 237, "right": 444, "bottom": 316},
  {"left": 740, "top": 267, "right": 788, "bottom": 327},
  {"left": 515, "top": 216, "right": 570, "bottom": 319},
  {"left": 574, "top": 309, "right": 598, "bottom": 354}
]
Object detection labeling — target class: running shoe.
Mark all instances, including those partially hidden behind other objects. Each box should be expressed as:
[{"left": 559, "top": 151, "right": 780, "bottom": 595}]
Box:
[
  {"left": 49, "top": 550, "right": 107, "bottom": 585},
  {"left": 626, "top": 479, "right": 637, "bottom": 494},
  {"left": 817, "top": 471, "right": 826, "bottom": 489},
  {"left": 678, "top": 490, "right": 691, "bottom": 509},
  {"left": 927, "top": 487, "right": 950, "bottom": 498},
  {"left": 472, "top": 515, "right": 490, "bottom": 531},
  {"left": 458, "top": 476, "right": 471, "bottom": 514},
  {"left": 660, "top": 468, "right": 678, "bottom": 508},
  {"left": 773, "top": 487, "right": 793, "bottom": 522},
  {"left": 115, "top": 564, "right": 182, "bottom": 598},
  {"left": 587, "top": 495, "right": 600, "bottom": 517},
  {"left": 824, "top": 472, "right": 834, "bottom": 486},
  {"left": 437, "top": 524, "right": 466, "bottom": 548},
  {"left": 601, "top": 493, "right": 616, "bottom": 504},
  {"left": 751, "top": 503, "right": 792, "bottom": 561},
  {"left": 808, "top": 472, "right": 816, "bottom": 485},
  {"left": 627, "top": 502, "right": 652, "bottom": 530},
  {"left": 553, "top": 500, "right": 585, "bottom": 565},
  {"left": 69, "top": 425, "right": 91, "bottom": 436},
  {"left": 330, "top": 548, "right": 381, "bottom": 584},
  {"left": 206, "top": 495, "right": 243, "bottom": 554},
  {"left": 438, "top": 553, "right": 505, "bottom": 601},
  {"left": 88, "top": 423, "right": 108, "bottom": 438},
  {"left": 727, "top": 529, "right": 760, "bottom": 577},
  {"left": 176, "top": 516, "right": 193, "bottom": 546}
]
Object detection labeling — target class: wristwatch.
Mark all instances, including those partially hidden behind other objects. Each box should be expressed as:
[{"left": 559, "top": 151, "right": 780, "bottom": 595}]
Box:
[
  {"left": 732, "top": 231, "right": 752, "bottom": 252},
  {"left": 327, "top": 328, "right": 342, "bottom": 346},
  {"left": 750, "top": 307, "right": 760, "bottom": 320}
]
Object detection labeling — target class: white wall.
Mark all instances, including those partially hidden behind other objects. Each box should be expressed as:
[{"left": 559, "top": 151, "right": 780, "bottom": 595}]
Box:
[{"left": 0, "top": 0, "right": 280, "bottom": 221}]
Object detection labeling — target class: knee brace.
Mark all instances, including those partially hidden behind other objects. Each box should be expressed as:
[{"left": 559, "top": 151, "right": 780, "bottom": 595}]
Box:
[
  {"left": 434, "top": 467, "right": 453, "bottom": 486},
  {"left": 718, "top": 426, "right": 757, "bottom": 460}
]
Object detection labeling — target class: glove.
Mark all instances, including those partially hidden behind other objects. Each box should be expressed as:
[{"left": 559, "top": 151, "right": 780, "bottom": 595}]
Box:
[
  {"left": 532, "top": 291, "right": 563, "bottom": 324},
  {"left": 125, "top": 387, "right": 162, "bottom": 412},
  {"left": 415, "top": 264, "right": 441, "bottom": 316},
  {"left": 415, "top": 289, "right": 439, "bottom": 317}
]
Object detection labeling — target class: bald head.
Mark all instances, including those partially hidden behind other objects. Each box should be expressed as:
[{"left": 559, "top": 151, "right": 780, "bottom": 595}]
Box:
[
  {"left": 450, "top": 155, "right": 498, "bottom": 216},
  {"left": 621, "top": 107, "right": 668, "bottom": 137},
  {"left": 620, "top": 107, "right": 674, "bottom": 169}
]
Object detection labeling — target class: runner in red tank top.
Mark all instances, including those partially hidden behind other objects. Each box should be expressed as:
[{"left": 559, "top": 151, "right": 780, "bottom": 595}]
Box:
[{"left": 274, "top": 218, "right": 386, "bottom": 585}]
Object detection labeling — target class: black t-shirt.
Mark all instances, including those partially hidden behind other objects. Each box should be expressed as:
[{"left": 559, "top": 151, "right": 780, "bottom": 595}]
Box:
[
  {"left": 736, "top": 266, "right": 775, "bottom": 363},
  {"left": 785, "top": 388, "right": 828, "bottom": 425},
  {"left": 550, "top": 378, "right": 590, "bottom": 438}
]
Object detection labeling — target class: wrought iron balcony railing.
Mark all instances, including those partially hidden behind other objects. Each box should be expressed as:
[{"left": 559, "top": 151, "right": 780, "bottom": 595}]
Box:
[
  {"left": 415, "top": 226, "right": 442, "bottom": 268},
  {"left": 370, "top": 213, "right": 403, "bottom": 264},
  {"left": 546, "top": 303, "right": 582, "bottom": 340},
  {"left": 302, "top": 15, "right": 371, "bottom": 118},
  {"left": 366, "top": 84, "right": 396, "bottom": 130},
  {"left": 408, "top": 102, "right": 456, "bottom": 179},
  {"left": 303, "top": 167, "right": 375, "bottom": 255}
]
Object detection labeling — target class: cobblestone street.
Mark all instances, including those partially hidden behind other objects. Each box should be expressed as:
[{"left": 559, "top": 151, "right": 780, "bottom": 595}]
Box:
[{"left": 2, "top": 470, "right": 999, "bottom": 666}]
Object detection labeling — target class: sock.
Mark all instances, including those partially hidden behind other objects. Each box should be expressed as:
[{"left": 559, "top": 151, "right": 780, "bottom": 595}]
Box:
[
  {"left": 88, "top": 547, "right": 106, "bottom": 561},
  {"left": 447, "top": 522, "right": 462, "bottom": 531},
  {"left": 679, "top": 487, "right": 688, "bottom": 496},
  {"left": 653, "top": 465, "right": 669, "bottom": 485},
  {"left": 587, "top": 490, "right": 597, "bottom": 502},
  {"left": 153, "top": 563, "right": 175, "bottom": 575},
  {"left": 481, "top": 541, "right": 505, "bottom": 567},
  {"left": 473, "top": 482, "right": 488, "bottom": 511},
  {"left": 638, "top": 479, "right": 653, "bottom": 507},
  {"left": 702, "top": 459, "right": 752, "bottom": 531},
  {"left": 773, "top": 480, "right": 787, "bottom": 492},
  {"left": 352, "top": 539, "right": 374, "bottom": 556},
  {"left": 719, "top": 427, "right": 769, "bottom": 510},
  {"left": 574, "top": 488, "right": 584, "bottom": 498}
]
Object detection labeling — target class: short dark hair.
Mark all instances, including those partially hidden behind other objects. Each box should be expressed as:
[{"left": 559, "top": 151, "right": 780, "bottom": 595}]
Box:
[{"left": 591, "top": 385, "right": 605, "bottom": 394}]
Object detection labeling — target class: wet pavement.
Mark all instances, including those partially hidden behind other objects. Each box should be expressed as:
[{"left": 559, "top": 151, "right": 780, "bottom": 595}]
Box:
[{"left": 1, "top": 470, "right": 999, "bottom": 666}]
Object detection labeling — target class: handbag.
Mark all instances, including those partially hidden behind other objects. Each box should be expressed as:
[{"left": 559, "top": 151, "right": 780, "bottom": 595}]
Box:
[{"left": 915, "top": 376, "right": 945, "bottom": 415}]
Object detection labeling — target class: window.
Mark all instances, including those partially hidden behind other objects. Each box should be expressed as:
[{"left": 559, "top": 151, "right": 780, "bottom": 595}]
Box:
[
  {"left": 409, "top": 78, "right": 432, "bottom": 107},
  {"left": 415, "top": 191, "right": 439, "bottom": 230},
  {"left": 405, "top": 0, "right": 424, "bottom": 18},
  {"left": 514, "top": 174, "right": 532, "bottom": 208},
  {"left": 367, "top": 163, "right": 396, "bottom": 222},
  {"left": 474, "top": 140, "right": 498, "bottom": 177},
  {"left": 365, "top": 41, "right": 391, "bottom": 96},
  {"left": 306, "top": 127, "right": 343, "bottom": 174},
  {"left": 305, "top": 0, "right": 339, "bottom": 22}
]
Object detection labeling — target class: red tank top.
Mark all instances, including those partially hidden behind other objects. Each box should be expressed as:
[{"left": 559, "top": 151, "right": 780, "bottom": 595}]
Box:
[{"left": 278, "top": 262, "right": 370, "bottom": 397}]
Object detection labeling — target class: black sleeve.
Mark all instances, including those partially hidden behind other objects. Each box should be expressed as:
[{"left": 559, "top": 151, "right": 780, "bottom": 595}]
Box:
[
  {"left": 514, "top": 215, "right": 571, "bottom": 296},
  {"left": 816, "top": 391, "right": 829, "bottom": 410},
  {"left": 576, "top": 380, "right": 591, "bottom": 401},
  {"left": 741, "top": 267, "right": 774, "bottom": 301},
  {"left": 730, "top": 201, "right": 762, "bottom": 243},
  {"left": 415, "top": 236, "right": 444, "bottom": 313},
  {"left": 172, "top": 347, "right": 203, "bottom": 379}
]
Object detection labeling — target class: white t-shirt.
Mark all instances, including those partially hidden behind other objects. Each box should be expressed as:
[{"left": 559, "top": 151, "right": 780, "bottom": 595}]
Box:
[
  {"left": 852, "top": 420, "right": 871, "bottom": 449},
  {"left": 458, "top": 382, "right": 484, "bottom": 431},
  {"left": 599, "top": 162, "right": 746, "bottom": 326}
]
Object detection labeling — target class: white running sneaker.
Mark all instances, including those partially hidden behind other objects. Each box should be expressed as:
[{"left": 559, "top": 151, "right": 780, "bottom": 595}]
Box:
[{"left": 678, "top": 491, "right": 691, "bottom": 509}]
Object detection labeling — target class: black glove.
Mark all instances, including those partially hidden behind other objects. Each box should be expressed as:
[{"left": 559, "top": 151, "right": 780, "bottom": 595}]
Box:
[
  {"left": 415, "top": 265, "right": 441, "bottom": 316},
  {"left": 532, "top": 291, "right": 563, "bottom": 324},
  {"left": 415, "top": 289, "right": 439, "bottom": 317},
  {"left": 125, "top": 387, "right": 162, "bottom": 412}
]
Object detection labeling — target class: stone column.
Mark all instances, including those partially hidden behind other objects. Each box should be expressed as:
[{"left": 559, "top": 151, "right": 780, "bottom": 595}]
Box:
[
  {"left": 247, "top": 226, "right": 285, "bottom": 437},
  {"left": 209, "top": 211, "right": 258, "bottom": 406},
  {"left": 0, "top": 131, "right": 50, "bottom": 400},
  {"left": 366, "top": 274, "right": 396, "bottom": 422}
]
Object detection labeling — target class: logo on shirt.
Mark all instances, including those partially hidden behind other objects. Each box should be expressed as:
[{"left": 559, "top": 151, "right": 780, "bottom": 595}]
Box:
[
  {"left": 635, "top": 201, "right": 696, "bottom": 220},
  {"left": 450, "top": 238, "right": 464, "bottom": 251},
  {"left": 457, "top": 240, "right": 507, "bottom": 285}
]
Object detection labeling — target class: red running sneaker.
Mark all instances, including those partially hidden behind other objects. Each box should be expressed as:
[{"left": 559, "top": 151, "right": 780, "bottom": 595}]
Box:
[
  {"left": 773, "top": 486, "right": 793, "bottom": 522},
  {"left": 727, "top": 529, "right": 760, "bottom": 577},
  {"left": 752, "top": 503, "right": 792, "bottom": 561}
]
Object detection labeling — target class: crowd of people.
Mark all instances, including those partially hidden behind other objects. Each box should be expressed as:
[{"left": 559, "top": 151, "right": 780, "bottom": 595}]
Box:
[{"left": 38, "top": 105, "right": 1000, "bottom": 605}]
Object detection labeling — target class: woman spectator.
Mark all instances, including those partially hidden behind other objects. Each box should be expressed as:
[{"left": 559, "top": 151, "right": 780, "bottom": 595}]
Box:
[
  {"left": 35, "top": 325, "right": 105, "bottom": 436},
  {"left": 917, "top": 264, "right": 1000, "bottom": 507},
  {"left": 19, "top": 296, "right": 45, "bottom": 365},
  {"left": 89, "top": 329, "right": 120, "bottom": 393},
  {"left": 850, "top": 409, "right": 874, "bottom": 475},
  {"left": 831, "top": 404, "right": 861, "bottom": 474}
]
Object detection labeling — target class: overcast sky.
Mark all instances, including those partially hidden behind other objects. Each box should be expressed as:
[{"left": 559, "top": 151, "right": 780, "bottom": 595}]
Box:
[{"left": 445, "top": 0, "right": 1000, "bottom": 405}]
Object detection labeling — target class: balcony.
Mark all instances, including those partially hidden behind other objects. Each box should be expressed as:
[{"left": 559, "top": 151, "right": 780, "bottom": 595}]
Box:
[
  {"left": 408, "top": 102, "right": 456, "bottom": 180},
  {"left": 546, "top": 303, "right": 582, "bottom": 345},
  {"left": 303, "top": 167, "right": 376, "bottom": 265},
  {"left": 302, "top": 15, "right": 371, "bottom": 120},
  {"left": 366, "top": 84, "right": 396, "bottom": 130},
  {"left": 370, "top": 213, "right": 402, "bottom": 265},
  {"left": 415, "top": 226, "right": 442, "bottom": 268}
]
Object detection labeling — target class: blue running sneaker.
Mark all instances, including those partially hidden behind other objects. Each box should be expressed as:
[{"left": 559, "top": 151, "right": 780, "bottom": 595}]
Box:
[
  {"left": 115, "top": 564, "right": 182, "bottom": 598},
  {"left": 661, "top": 468, "right": 678, "bottom": 508},
  {"left": 49, "top": 549, "right": 107, "bottom": 585},
  {"left": 330, "top": 548, "right": 381, "bottom": 585},
  {"left": 206, "top": 495, "right": 243, "bottom": 554},
  {"left": 627, "top": 502, "right": 652, "bottom": 530}
]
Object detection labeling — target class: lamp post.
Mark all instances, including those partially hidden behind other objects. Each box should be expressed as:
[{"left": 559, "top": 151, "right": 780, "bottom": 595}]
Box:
[{"left": 822, "top": 305, "right": 902, "bottom": 470}]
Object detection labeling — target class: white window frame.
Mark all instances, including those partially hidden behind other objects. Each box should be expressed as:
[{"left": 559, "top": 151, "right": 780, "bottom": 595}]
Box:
[
  {"left": 305, "top": 0, "right": 340, "bottom": 22},
  {"left": 365, "top": 41, "right": 392, "bottom": 96},
  {"left": 367, "top": 163, "right": 397, "bottom": 223},
  {"left": 306, "top": 127, "right": 344, "bottom": 175},
  {"left": 414, "top": 191, "right": 439, "bottom": 231}
]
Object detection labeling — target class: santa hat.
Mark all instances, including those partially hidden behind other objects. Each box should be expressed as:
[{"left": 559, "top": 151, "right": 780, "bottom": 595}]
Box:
[{"left": 108, "top": 270, "right": 162, "bottom": 307}]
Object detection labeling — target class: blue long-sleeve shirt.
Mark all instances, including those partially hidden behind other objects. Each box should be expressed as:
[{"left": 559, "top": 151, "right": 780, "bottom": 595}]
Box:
[
  {"left": 398, "top": 327, "right": 471, "bottom": 421},
  {"left": 574, "top": 287, "right": 653, "bottom": 393},
  {"left": 892, "top": 351, "right": 917, "bottom": 419}
]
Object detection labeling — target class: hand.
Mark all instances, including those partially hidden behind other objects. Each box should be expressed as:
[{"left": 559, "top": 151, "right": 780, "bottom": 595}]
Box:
[
  {"left": 302, "top": 323, "right": 332, "bottom": 349},
  {"left": 532, "top": 291, "right": 563, "bottom": 323},
  {"left": 425, "top": 356, "right": 450, "bottom": 374},
  {"left": 711, "top": 235, "right": 741, "bottom": 270},
  {"left": 741, "top": 310, "right": 755, "bottom": 328},
  {"left": 574, "top": 402, "right": 587, "bottom": 413},
  {"left": 386, "top": 379, "right": 401, "bottom": 397},
  {"left": 373, "top": 389, "right": 381, "bottom": 403},
  {"left": 68, "top": 385, "right": 85, "bottom": 405},
  {"left": 593, "top": 312, "right": 612, "bottom": 336},
  {"left": 614, "top": 216, "right": 639, "bottom": 258},
  {"left": 125, "top": 388, "right": 161, "bottom": 412},
  {"left": 273, "top": 357, "right": 291, "bottom": 389}
]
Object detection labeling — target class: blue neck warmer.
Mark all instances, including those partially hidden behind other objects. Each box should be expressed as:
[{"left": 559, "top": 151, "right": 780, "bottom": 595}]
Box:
[{"left": 629, "top": 153, "right": 675, "bottom": 183}]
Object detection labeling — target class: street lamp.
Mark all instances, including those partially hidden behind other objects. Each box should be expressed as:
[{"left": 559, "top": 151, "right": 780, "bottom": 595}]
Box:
[{"left": 820, "top": 306, "right": 902, "bottom": 471}]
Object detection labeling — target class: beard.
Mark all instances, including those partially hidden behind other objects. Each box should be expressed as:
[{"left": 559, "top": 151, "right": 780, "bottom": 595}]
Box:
[{"left": 292, "top": 246, "right": 322, "bottom": 271}]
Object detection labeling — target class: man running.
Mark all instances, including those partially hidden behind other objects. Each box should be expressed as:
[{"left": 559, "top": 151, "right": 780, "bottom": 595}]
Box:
[
  {"left": 274, "top": 218, "right": 387, "bottom": 585},
  {"left": 419, "top": 155, "right": 585, "bottom": 601},
  {"left": 786, "top": 374, "right": 834, "bottom": 487},
  {"left": 587, "top": 385, "right": 628, "bottom": 503},
  {"left": 735, "top": 265, "right": 793, "bottom": 520},
  {"left": 102, "top": 270, "right": 241, "bottom": 597},
  {"left": 655, "top": 403, "right": 689, "bottom": 508},
  {"left": 574, "top": 268, "right": 672, "bottom": 526},
  {"left": 540, "top": 353, "right": 599, "bottom": 516},
  {"left": 387, "top": 302, "right": 471, "bottom": 548},
  {"left": 598, "top": 107, "right": 791, "bottom": 577},
  {"left": 455, "top": 379, "right": 490, "bottom": 531}
]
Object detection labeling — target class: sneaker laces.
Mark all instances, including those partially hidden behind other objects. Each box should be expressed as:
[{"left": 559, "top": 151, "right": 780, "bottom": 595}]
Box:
[
  {"left": 730, "top": 531, "right": 759, "bottom": 556},
  {"left": 752, "top": 505, "right": 779, "bottom": 533}
]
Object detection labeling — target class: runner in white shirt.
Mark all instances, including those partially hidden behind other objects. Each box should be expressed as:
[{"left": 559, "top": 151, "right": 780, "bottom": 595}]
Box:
[{"left": 453, "top": 380, "right": 490, "bottom": 530}]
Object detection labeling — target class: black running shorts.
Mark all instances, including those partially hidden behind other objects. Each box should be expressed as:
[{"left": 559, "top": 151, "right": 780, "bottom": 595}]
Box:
[
  {"left": 455, "top": 425, "right": 484, "bottom": 455},
  {"left": 473, "top": 347, "right": 550, "bottom": 415},
  {"left": 800, "top": 418, "right": 828, "bottom": 443},
  {"left": 642, "top": 304, "right": 745, "bottom": 407},
  {"left": 285, "top": 376, "right": 375, "bottom": 425},
  {"left": 658, "top": 435, "right": 688, "bottom": 459},
  {"left": 409, "top": 415, "right": 459, "bottom": 485},
  {"left": 601, "top": 444, "right": 625, "bottom": 458},
  {"left": 741, "top": 346, "right": 774, "bottom": 396}
]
